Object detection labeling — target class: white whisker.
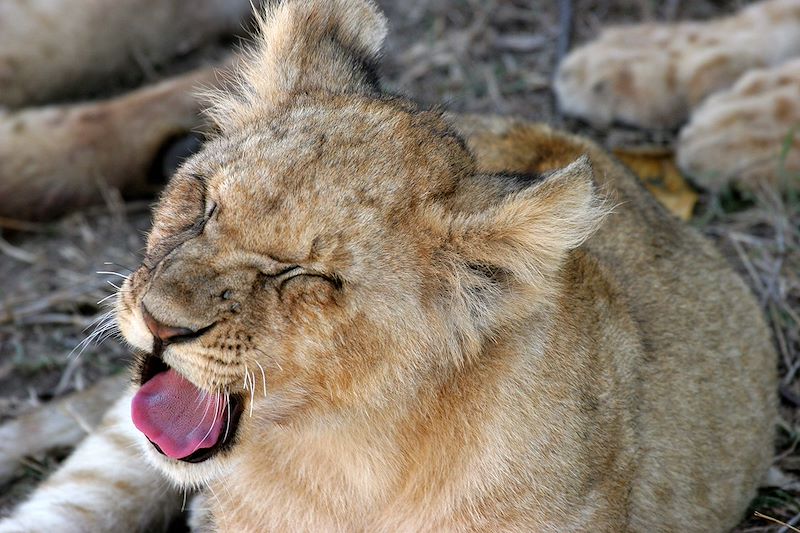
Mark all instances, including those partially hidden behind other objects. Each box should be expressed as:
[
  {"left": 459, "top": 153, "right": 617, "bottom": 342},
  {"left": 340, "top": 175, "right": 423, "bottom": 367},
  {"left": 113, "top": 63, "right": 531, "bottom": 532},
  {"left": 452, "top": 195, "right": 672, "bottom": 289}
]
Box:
[
  {"left": 243, "top": 367, "right": 251, "bottom": 393},
  {"left": 190, "top": 389, "right": 216, "bottom": 435},
  {"left": 68, "top": 312, "right": 118, "bottom": 359},
  {"left": 96, "top": 270, "right": 130, "bottom": 280},
  {"left": 248, "top": 370, "right": 255, "bottom": 418},
  {"left": 82, "top": 310, "right": 114, "bottom": 333},
  {"left": 253, "top": 346, "right": 283, "bottom": 373},
  {"left": 204, "top": 481, "right": 224, "bottom": 516},
  {"left": 254, "top": 360, "right": 268, "bottom": 397},
  {"left": 103, "top": 260, "right": 135, "bottom": 273},
  {"left": 96, "top": 292, "right": 118, "bottom": 305},
  {"left": 223, "top": 392, "right": 232, "bottom": 442},
  {"left": 197, "top": 393, "right": 222, "bottom": 445}
]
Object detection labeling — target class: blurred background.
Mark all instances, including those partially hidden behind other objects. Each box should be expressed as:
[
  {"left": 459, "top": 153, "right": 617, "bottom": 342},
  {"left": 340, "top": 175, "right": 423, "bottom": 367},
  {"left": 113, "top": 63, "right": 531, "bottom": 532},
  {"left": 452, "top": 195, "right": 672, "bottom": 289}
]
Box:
[{"left": 0, "top": 1, "right": 797, "bottom": 531}]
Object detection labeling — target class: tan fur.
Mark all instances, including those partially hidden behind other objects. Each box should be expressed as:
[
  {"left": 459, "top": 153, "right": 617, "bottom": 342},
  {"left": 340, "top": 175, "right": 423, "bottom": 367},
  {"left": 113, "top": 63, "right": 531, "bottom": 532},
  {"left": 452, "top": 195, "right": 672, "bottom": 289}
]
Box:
[
  {"left": 1, "top": 1, "right": 777, "bottom": 531},
  {"left": 0, "top": 375, "right": 127, "bottom": 484},
  {"left": 0, "top": 392, "right": 181, "bottom": 533},
  {"left": 678, "top": 58, "right": 800, "bottom": 189},
  {"left": 0, "top": 63, "right": 226, "bottom": 220},
  {"left": 0, "top": 0, "right": 255, "bottom": 108},
  {"left": 554, "top": 0, "right": 800, "bottom": 128}
]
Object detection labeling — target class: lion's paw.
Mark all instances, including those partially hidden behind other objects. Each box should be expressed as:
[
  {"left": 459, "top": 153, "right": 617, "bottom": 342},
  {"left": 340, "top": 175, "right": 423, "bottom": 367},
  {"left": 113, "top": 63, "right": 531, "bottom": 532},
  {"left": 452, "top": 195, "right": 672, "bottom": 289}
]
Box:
[
  {"left": 554, "top": 0, "right": 800, "bottom": 129},
  {"left": 677, "top": 58, "right": 800, "bottom": 190}
]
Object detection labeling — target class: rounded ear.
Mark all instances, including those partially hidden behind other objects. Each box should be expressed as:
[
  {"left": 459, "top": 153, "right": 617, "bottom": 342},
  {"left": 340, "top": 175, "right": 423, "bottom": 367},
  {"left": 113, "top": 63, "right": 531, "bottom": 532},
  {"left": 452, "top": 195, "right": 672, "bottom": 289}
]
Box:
[
  {"left": 205, "top": 0, "right": 388, "bottom": 130},
  {"left": 447, "top": 156, "right": 609, "bottom": 291}
]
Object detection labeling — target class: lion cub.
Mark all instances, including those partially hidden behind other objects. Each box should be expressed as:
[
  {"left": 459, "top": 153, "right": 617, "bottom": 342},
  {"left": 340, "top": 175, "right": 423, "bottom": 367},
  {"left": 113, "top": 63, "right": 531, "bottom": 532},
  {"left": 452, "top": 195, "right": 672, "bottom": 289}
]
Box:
[{"left": 0, "top": 0, "right": 775, "bottom": 531}]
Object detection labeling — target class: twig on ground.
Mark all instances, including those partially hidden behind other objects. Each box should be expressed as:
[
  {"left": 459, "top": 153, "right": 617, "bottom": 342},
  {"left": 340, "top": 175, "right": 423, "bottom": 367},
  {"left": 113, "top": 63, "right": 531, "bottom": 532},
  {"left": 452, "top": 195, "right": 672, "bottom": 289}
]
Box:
[
  {"left": 729, "top": 235, "right": 768, "bottom": 300},
  {"left": 778, "top": 510, "right": 800, "bottom": 533},
  {"left": 0, "top": 235, "right": 38, "bottom": 264},
  {"left": 772, "top": 303, "right": 795, "bottom": 371},
  {"left": 754, "top": 511, "right": 800, "bottom": 532},
  {"left": 55, "top": 353, "right": 85, "bottom": 396},
  {"left": 0, "top": 286, "right": 107, "bottom": 325},
  {"left": 14, "top": 313, "right": 97, "bottom": 327}
]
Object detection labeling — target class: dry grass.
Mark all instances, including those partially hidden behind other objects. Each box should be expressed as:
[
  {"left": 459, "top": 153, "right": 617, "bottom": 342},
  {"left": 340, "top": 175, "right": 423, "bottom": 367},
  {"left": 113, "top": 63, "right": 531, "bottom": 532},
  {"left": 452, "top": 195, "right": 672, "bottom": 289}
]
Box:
[{"left": 0, "top": 0, "right": 797, "bottom": 530}]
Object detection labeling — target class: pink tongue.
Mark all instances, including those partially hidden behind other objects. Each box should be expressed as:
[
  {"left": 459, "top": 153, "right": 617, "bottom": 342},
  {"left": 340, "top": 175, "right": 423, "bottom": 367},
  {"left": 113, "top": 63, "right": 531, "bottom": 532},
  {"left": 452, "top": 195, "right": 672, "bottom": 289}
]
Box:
[{"left": 131, "top": 369, "right": 227, "bottom": 459}]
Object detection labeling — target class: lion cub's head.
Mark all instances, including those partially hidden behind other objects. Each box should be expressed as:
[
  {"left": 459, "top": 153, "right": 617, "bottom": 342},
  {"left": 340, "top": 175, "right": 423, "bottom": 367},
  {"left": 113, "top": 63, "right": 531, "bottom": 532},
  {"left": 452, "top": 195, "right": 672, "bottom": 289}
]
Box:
[{"left": 116, "top": 0, "right": 606, "bottom": 485}]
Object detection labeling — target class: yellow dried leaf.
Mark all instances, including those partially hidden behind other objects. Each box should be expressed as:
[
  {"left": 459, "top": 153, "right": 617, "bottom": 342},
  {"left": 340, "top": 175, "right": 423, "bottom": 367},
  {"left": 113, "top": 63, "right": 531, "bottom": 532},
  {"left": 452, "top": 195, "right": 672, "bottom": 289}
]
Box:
[{"left": 612, "top": 147, "right": 699, "bottom": 221}]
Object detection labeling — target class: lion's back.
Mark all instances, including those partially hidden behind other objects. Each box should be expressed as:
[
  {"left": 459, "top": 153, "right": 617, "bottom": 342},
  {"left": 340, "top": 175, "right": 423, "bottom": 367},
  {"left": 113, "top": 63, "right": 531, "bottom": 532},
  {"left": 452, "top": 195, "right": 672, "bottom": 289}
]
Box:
[{"left": 452, "top": 113, "right": 777, "bottom": 532}]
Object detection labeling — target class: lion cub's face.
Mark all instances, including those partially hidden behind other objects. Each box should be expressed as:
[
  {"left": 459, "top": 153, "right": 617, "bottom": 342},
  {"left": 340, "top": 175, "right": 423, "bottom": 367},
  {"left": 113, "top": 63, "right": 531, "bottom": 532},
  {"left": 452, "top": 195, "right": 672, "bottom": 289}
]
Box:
[
  {"left": 116, "top": 0, "right": 603, "bottom": 485},
  {"left": 117, "top": 95, "right": 478, "bottom": 480}
]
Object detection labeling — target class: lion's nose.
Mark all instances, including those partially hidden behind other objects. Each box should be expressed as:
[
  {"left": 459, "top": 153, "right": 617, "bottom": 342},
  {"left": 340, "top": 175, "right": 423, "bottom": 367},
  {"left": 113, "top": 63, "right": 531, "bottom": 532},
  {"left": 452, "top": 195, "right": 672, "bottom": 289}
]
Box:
[{"left": 141, "top": 304, "right": 201, "bottom": 345}]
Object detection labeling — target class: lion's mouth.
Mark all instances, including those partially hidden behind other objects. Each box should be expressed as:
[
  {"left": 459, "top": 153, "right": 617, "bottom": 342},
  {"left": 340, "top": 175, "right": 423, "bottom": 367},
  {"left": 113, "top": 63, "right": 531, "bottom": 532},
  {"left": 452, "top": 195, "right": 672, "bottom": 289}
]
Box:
[{"left": 131, "top": 352, "right": 244, "bottom": 463}]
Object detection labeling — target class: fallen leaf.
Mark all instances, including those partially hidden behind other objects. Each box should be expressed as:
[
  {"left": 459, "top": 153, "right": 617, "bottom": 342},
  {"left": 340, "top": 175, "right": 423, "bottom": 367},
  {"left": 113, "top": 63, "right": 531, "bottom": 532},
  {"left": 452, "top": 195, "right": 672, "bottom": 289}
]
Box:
[{"left": 613, "top": 147, "right": 699, "bottom": 221}]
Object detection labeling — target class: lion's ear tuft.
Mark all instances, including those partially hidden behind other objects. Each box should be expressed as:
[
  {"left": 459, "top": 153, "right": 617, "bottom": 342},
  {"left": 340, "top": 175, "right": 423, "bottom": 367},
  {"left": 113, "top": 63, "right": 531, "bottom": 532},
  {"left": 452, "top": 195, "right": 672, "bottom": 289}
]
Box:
[
  {"left": 448, "top": 156, "right": 609, "bottom": 291},
  {"left": 205, "top": 0, "right": 387, "bottom": 130}
]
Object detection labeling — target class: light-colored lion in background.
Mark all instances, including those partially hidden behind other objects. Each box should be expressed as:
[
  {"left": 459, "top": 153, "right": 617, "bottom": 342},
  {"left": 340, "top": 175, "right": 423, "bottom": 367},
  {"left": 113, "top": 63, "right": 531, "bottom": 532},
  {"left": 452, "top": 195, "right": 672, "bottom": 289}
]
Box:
[
  {"left": 555, "top": 0, "right": 800, "bottom": 190},
  {"left": 0, "top": 1, "right": 776, "bottom": 531}
]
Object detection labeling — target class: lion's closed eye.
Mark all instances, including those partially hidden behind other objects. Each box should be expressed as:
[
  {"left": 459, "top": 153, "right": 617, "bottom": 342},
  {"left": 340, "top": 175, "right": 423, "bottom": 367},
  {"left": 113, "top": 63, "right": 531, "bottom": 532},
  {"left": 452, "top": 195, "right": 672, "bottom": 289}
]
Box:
[
  {"left": 275, "top": 269, "right": 339, "bottom": 306},
  {"left": 144, "top": 173, "right": 210, "bottom": 268},
  {"left": 270, "top": 266, "right": 304, "bottom": 289}
]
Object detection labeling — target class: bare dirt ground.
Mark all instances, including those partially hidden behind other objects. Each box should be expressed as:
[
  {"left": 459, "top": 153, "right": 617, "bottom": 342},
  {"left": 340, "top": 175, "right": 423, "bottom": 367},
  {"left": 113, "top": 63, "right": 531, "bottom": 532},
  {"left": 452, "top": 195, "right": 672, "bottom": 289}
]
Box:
[{"left": 1, "top": 1, "right": 798, "bottom": 531}]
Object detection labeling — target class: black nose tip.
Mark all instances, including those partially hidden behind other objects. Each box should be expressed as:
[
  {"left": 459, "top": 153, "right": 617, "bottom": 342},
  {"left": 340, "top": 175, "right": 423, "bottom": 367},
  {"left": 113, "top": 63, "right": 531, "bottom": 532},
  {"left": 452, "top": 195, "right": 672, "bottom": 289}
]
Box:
[{"left": 141, "top": 305, "right": 199, "bottom": 344}]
